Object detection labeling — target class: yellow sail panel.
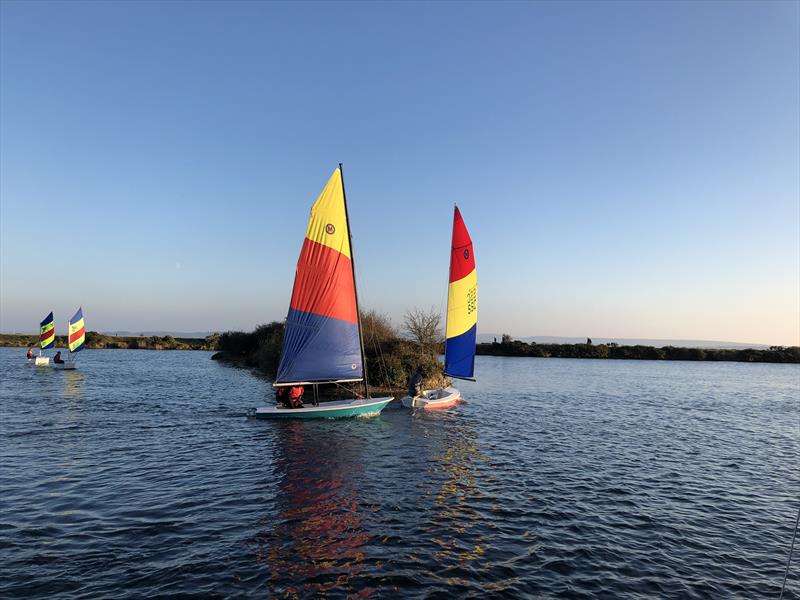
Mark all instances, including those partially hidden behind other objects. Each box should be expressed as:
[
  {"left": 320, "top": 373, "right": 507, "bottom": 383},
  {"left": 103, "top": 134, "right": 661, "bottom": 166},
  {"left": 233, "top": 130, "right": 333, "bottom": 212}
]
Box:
[
  {"left": 304, "top": 168, "right": 351, "bottom": 259},
  {"left": 446, "top": 268, "right": 478, "bottom": 339}
]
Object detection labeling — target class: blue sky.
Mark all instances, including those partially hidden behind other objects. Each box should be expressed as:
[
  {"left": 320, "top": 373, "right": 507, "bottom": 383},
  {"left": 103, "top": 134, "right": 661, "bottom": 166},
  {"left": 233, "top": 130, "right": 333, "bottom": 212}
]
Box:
[{"left": 1, "top": 1, "right": 798, "bottom": 345}]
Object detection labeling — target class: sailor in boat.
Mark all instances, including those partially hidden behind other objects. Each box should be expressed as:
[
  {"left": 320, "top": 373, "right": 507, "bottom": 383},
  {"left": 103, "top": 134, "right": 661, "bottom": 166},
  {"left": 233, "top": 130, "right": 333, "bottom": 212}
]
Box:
[
  {"left": 407, "top": 367, "right": 424, "bottom": 399},
  {"left": 53, "top": 351, "right": 65, "bottom": 364},
  {"left": 276, "top": 386, "right": 305, "bottom": 409},
  {"left": 26, "top": 348, "right": 34, "bottom": 359}
]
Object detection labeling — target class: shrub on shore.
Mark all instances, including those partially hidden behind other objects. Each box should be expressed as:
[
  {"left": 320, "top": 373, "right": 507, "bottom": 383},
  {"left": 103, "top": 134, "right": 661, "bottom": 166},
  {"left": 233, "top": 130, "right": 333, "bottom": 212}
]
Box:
[
  {"left": 478, "top": 339, "right": 800, "bottom": 363},
  {"left": 213, "top": 310, "right": 446, "bottom": 395}
]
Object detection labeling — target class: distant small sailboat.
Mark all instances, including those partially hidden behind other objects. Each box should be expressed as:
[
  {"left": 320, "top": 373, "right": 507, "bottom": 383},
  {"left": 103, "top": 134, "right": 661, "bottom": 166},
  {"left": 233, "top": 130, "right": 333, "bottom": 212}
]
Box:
[
  {"left": 31, "top": 312, "right": 56, "bottom": 366},
  {"left": 53, "top": 308, "right": 85, "bottom": 370},
  {"left": 253, "top": 165, "right": 394, "bottom": 419},
  {"left": 403, "top": 206, "right": 477, "bottom": 409}
]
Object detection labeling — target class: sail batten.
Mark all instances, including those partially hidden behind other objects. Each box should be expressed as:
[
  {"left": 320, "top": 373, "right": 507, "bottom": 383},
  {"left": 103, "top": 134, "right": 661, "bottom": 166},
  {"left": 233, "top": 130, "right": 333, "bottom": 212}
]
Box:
[
  {"left": 444, "top": 207, "right": 477, "bottom": 379},
  {"left": 276, "top": 169, "right": 364, "bottom": 385}
]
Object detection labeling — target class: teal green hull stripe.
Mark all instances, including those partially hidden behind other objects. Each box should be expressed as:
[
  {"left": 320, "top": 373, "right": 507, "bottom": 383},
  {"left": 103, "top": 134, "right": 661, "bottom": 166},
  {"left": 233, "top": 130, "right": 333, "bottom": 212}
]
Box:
[{"left": 254, "top": 399, "right": 392, "bottom": 420}]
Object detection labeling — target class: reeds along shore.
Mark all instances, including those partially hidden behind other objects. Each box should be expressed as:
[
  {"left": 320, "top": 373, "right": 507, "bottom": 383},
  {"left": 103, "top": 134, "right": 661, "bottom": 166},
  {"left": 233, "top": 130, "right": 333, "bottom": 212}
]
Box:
[
  {"left": 477, "top": 339, "right": 800, "bottom": 363},
  {"left": 0, "top": 332, "right": 219, "bottom": 351}
]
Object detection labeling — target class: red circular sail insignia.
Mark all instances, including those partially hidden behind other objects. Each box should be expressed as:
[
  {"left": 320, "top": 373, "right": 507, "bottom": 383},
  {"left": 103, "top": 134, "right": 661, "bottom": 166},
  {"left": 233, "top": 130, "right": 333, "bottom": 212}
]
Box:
[
  {"left": 463, "top": 249, "right": 469, "bottom": 260},
  {"left": 325, "top": 223, "right": 336, "bottom": 235}
]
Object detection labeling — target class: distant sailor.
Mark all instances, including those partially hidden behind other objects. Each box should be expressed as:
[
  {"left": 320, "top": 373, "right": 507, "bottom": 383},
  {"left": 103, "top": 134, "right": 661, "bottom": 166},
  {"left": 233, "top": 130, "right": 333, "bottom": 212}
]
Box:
[
  {"left": 26, "top": 348, "right": 34, "bottom": 359},
  {"left": 408, "top": 366, "right": 424, "bottom": 398},
  {"left": 53, "top": 351, "right": 64, "bottom": 364}
]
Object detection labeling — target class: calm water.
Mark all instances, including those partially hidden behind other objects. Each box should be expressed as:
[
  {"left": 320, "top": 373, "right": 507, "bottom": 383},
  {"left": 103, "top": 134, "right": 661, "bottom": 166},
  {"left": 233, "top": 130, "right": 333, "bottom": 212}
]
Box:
[{"left": 1, "top": 347, "right": 798, "bottom": 598}]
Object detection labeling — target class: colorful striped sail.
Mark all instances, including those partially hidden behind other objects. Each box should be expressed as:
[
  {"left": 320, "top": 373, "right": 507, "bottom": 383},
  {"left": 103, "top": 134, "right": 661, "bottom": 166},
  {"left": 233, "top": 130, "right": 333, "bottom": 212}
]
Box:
[
  {"left": 444, "top": 206, "right": 477, "bottom": 380},
  {"left": 40, "top": 312, "right": 55, "bottom": 349},
  {"left": 68, "top": 307, "right": 86, "bottom": 353},
  {"left": 276, "top": 168, "right": 363, "bottom": 384}
]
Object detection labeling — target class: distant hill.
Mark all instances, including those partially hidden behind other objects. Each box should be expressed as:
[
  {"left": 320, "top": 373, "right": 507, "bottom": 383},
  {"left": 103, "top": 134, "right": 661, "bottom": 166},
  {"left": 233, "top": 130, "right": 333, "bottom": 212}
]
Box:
[{"left": 476, "top": 334, "right": 771, "bottom": 350}]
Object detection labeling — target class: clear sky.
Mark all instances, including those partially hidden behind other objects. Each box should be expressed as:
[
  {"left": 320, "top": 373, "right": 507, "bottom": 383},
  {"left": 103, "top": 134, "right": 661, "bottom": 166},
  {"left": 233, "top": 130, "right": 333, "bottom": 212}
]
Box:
[{"left": 1, "top": 1, "right": 798, "bottom": 346}]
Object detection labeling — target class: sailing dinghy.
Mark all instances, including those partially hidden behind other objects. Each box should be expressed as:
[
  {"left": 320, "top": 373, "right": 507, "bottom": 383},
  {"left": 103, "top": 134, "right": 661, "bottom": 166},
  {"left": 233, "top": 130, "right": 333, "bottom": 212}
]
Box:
[
  {"left": 31, "top": 312, "right": 56, "bottom": 366},
  {"left": 53, "top": 308, "right": 85, "bottom": 370},
  {"left": 253, "top": 166, "right": 393, "bottom": 419},
  {"left": 402, "top": 206, "right": 477, "bottom": 409}
]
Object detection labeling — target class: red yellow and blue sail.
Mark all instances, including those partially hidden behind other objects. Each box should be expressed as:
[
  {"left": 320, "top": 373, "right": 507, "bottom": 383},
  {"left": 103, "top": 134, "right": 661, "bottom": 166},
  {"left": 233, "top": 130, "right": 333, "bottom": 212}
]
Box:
[
  {"left": 445, "top": 206, "right": 477, "bottom": 379},
  {"left": 39, "top": 312, "right": 55, "bottom": 349},
  {"left": 68, "top": 307, "right": 86, "bottom": 353},
  {"left": 276, "top": 168, "right": 363, "bottom": 384}
]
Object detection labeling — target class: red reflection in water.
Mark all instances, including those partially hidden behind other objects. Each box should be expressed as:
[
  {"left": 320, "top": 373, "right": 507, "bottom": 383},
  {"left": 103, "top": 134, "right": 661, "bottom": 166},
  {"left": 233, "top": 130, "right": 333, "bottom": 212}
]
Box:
[{"left": 249, "top": 423, "right": 375, "bottom": 597}]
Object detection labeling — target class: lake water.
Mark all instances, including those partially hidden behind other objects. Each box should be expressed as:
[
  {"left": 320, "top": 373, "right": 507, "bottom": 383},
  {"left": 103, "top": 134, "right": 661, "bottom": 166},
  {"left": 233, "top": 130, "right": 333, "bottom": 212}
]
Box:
[{"left": 1, "top": 347, "right": 798, "bottom": 598}]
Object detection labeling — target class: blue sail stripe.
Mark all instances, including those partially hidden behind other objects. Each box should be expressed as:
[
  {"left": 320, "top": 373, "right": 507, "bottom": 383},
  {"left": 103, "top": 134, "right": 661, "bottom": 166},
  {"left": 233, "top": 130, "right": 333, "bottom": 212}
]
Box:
[
  {"left": 445, "top": 324, "right": 476, "bottom": 379},
  {"left": 276, "top": 308, "right": 363, "bottom": 383}
]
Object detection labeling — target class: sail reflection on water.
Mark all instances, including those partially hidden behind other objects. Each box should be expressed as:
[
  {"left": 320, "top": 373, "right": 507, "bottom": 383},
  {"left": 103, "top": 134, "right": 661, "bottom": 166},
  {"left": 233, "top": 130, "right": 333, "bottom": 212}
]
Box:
[
  {"left": 62, "top": 370, "right": 85, "bottom": 401},
  {"left": 251, "top": 422, "right": 374, "bottom": 596}
]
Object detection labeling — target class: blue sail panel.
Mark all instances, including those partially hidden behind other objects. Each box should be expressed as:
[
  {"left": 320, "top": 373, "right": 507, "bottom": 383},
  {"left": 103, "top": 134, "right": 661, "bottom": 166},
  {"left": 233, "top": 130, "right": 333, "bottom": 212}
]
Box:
[
  {"left": 445, "top": 323, "right": 476, "bottom": 380},
  {"left": 276, "top": 308, "right": 363, "bottom": 383}
]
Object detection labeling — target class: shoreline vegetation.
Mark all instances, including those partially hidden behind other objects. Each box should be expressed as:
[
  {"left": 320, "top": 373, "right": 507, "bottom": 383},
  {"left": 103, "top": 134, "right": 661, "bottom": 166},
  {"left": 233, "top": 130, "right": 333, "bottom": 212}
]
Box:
[
  {"left": 478, "top": 335, "right": 800, "bottom": 364},
  {"left": 0, "top": 332, "right": 219, "bottom": 351},
  {"left": 3, "top": 327, "right": 797, "bottom": 372},
  {"left": 210, "top": 310, "right": 447, "bottom": 398}
]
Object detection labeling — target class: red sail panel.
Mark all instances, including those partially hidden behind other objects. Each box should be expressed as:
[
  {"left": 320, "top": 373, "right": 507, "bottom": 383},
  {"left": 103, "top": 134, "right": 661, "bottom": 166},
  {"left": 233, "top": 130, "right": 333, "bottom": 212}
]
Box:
[{"left": 289, "top": 238, "right": 358, "bottom": 324}]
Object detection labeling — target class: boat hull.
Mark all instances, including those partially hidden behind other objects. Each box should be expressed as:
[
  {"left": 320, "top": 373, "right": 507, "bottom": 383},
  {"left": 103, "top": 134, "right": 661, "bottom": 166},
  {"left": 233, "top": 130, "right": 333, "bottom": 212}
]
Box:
[
  {"left": 52, "top": 361, "right": 77, "bottom": 370},
  {"left": 33, "top": 356, "right": 50, "bottom": 366},
  {"left": 252, "top": 396, "right": 394, "bottom": 419},
  {"left": 401, "top": 386, "right": 461, "bottom": 409}
]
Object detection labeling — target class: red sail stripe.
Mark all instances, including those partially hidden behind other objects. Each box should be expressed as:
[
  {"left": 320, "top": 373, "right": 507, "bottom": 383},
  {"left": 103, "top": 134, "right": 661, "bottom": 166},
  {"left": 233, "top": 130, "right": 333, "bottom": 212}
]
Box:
[
  {"left": 449, "top": 206, "right": 475, "bottom": 283},
  {"left": 289, "top": 238, "right": 358, "bottom": 324},
  {"left": 40, "top": 330, "right": 54, "bottom": 341},
  {"left": 69, "top": 327, "right": 85, "bottom": 344}
]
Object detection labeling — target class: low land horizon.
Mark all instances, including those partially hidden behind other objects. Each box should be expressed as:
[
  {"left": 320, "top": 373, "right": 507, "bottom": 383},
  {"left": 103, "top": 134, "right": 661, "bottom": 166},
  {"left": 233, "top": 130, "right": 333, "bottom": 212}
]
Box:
[{"left": 0, "top": 330, "right": 787, "bottom": 350}]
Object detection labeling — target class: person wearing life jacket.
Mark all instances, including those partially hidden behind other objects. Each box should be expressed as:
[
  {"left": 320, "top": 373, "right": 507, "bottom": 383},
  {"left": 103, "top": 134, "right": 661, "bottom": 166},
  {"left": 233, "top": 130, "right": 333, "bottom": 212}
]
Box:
[
  {"left": 53, "top": 351, "right": 64, "bottom": 364},
  {"left": 26, "top": 348, "right": 34, "bottom": 359},
  {"left": 288, "top": 386, "right": 304, "bottom": 408}
]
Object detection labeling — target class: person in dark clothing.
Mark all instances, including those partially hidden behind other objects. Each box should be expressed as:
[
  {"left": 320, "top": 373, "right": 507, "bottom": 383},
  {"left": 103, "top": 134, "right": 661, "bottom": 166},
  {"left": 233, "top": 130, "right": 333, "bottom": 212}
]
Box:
[
  {"left": 53, "top": 351, "right": 64, "bottom": 364},
  {"left": 407, "top": 367, "right": 424, "bottom": 398},
  {"left": 276, "top": 387, "right": 291, "bottom": 408}
]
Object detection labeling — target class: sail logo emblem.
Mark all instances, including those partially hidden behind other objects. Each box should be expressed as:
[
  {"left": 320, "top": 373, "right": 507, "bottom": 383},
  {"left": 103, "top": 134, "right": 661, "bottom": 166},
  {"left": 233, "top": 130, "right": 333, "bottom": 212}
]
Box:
[
  {"left": 467, "top": 286, "right": 477, "bottom": 314},
  {"left": 463, "top": 249, "right": 469, "bottom": 260},
  {"left": 351, "top": 363, "right": 357, "bottom": 369},
  {"left": 325, "top": 223, "right": 336, "bottom": 235}
]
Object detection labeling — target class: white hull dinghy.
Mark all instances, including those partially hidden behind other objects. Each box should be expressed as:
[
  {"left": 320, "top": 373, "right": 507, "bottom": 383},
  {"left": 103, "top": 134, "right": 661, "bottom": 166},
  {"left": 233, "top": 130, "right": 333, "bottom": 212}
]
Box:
[
  {"left": 52, "top": 360, "right": 78, "bottom": 370},
  {"left": 251, "top": 165, "right": 391, "bottom": 421},
  {"left": 401, "top": 386, "right": 461, "bottom": 410},
  {"left": 403, "top": 206, "right": 477, "bottom": 411}
]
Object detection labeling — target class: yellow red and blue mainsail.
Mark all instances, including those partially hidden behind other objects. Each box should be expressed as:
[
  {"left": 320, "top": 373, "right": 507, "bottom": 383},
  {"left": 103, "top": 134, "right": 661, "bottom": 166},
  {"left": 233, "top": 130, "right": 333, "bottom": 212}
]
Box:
[
  {"left": 40, "top": 312, "right": 55, "bottom": 349},
  {"left": 445, "top": 206, "right": 477, "bottom": 380},
  {"left": 68, "top": 307, "right": 86, "bottom": 353},
  {"left": 275, "top": 168, "right": 363, "bottom": 384}
]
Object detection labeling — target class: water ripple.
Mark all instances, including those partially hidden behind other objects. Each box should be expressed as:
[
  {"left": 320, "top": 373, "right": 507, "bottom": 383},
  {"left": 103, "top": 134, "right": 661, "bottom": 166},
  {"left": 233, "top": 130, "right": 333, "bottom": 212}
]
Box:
[{"left": 1, "top": 350, "right": 798, "bottom": 598}]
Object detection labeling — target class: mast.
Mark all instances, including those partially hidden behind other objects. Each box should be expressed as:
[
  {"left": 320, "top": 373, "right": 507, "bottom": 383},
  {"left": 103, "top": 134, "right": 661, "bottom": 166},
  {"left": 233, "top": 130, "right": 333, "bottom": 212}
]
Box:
[{"left": 339, "top": 162, "right": 370, "bottom": 399}]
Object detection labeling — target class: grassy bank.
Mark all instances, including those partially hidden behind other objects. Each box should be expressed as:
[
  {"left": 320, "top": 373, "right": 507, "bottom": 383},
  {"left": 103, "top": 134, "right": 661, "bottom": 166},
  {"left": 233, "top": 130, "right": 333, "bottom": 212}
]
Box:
[
  {"left": 477, "top": 339, "right": 800, "bottom": 363},
  {"left": 212, "top": 312, "right": 445, "bottom": 398},
  {"left": 0, "top": 332, "right": 220, "bottom": 351}
]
